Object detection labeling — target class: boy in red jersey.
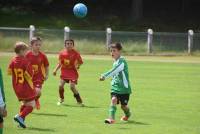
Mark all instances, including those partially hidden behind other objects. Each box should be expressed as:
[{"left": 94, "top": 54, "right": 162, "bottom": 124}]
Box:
[
  {"left": 53, "top": 39, "right": 84, "bottom": 106},
  {"left": 8, "top": 42, "right": 37, "bottom": 128},
  {"left": 26, "top": 37, "right": 49, "bottom": 110}
]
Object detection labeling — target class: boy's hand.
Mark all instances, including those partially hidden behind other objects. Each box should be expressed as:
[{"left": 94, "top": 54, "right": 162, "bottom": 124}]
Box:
[
  {"left": 99, "top": 76, "right": 105, "bottom": 81},
  {"left": 76, "top": 65, "right": 80, "bottom": 70},
  {"left": 44, "top": 74, "right": 48, "bottom": 81},
  {"left": 0, "top": 107, "right": 7, "bottom": 117},
  {"left": 53, "top": 71, "right": 57, "bottom": 76}
]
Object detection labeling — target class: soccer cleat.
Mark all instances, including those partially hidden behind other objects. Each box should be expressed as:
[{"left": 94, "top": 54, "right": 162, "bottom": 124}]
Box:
[
  {"left": 35, "top": 100, "right": 40, "bottom": 110},
  {"left": 121, "top": 112, "right": 131, "bottom": 121},
  {"left": 14, "top": 114, "right": 26, "bottom": 128},
  {"left": 57, "top": 99, "right": 64, "bottom": 106},
  {"left": 104, "top": 118, "right": 115, "bottom": 124}
]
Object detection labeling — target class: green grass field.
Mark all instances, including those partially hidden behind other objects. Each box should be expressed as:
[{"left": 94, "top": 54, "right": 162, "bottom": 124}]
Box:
[{"left": 0, "top": 54, "right": 200, "bottom": 134}]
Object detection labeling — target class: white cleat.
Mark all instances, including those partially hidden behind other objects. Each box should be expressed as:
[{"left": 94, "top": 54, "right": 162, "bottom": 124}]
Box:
[
  {"left": 77, "top": 102, "right": 85, "bottom": 107},
  {"left": 57, "top": 99, "right": 64, "bottom": 106}
]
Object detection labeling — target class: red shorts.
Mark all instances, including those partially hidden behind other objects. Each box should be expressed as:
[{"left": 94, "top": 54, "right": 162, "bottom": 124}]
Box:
[
  {"left": 19, "top": 96, "right": 36, "bottom": 102},
  {"left": 14, "top": 85, "right": 37, "bottom": 101},
  {"left": 17, "top": 91, "right": 37, "bottom": 102},
  {"left": 63, "top": 79, "right": 78, "bottom": 84}
]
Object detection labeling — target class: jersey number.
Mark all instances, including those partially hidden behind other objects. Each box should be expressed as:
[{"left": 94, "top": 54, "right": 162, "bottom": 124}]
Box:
[
  {"left": 14, "top": 68, "right": 24, "bottom": 84},
  {"left": 64, "top": 59, "right": 70, "bottom": 65}
]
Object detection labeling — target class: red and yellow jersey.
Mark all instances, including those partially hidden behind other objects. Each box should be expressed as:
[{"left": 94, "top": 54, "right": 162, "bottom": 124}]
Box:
[
  {"left": 7, "top": 56, "right": 36, "bottom": 101},
  {"left": 59, "top": 49, "right": 83, "bottom": 80},
  {"left": 26, "top": 51, "right": 49, "bottom": 84}
]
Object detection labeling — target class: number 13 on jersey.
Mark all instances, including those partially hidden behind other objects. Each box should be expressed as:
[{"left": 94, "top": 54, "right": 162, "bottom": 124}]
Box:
[{"left": 14, "top": 68, "right": 24, "bottom": 84}]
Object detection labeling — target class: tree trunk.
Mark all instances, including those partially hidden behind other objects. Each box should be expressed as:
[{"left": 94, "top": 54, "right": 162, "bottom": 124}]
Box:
[
  {"left": 131, "top": 0, "right": 143, "bottom": 21},
  {"left": 181, "top": 0, "right": 190, "bottom": 13}
]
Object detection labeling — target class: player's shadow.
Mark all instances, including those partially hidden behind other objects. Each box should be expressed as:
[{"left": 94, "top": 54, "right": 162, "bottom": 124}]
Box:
[
  {"left": 32, "top": 112, "right": 67, "bottom": 117},
  {"left": 62, "top": 104, "right": 100, "bottom": 109},
  {"left": 130, "top": 120, "right": 150, "bottom": 125},
  {"left": 118, "top": 120, "right": 150, "bottom": 125},
  {"left": 27, "top": 127, "right": 55, "bottom": 132}
]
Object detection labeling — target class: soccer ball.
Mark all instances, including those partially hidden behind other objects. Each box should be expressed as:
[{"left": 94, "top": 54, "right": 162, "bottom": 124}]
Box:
[{"left": 73, "top": 3, "right": 88, "bottom": 18}]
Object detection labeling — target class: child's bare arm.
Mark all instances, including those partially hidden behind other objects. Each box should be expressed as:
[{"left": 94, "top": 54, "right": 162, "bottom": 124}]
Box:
[
  {"left": 45, "top": 66, "right": 49, "bottom": 80},
  {"left": 53, "top": 63, "right": 61, "bottom": 76}
]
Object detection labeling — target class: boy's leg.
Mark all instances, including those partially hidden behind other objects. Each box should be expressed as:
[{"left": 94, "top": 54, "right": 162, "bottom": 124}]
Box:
[
  {"left": 69, "top": 82, "right": 83, "bottom": 105},
  {"left": 0, "top": 117, "right": 3, "bottom": 134},
  {"left": 19, "top": 100, "right": 35, "bottom": 119},
  {"left": 35, "top": 87, "right": 41, "bottom": 110},
  {"left": 105, "top": 94, "right": 118, "bottom": 124},
  {"left": 121, "top": 105, "right": 131, "bottom": 121},
  {"left": 20, "top": 104, "right": 26, "bottom": 113},
  {"left": 120, "top": 94, "right": 131, "bottom": 121},
  {"left": 57, "top": 79, "right": 65, "bottom": 105},
  {"left": 14, "top": 100, "right": 35, "bottom": 128}
]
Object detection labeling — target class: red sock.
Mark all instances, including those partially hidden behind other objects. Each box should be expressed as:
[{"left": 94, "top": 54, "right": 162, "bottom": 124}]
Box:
[
  {"left": 59, "top": 87, "right": 64, "bottom": 100},
  {"left": 19, "top": 106, "right": 33, "bottom": 119},
  {"left": 20, "top": 105, "right": 26, "bottom": 113},
  {"left": 35, "top": 99, "right": 40, "bottom": 110}
]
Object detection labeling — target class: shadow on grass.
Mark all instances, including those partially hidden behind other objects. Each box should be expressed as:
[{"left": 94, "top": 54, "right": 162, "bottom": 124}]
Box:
[
  {"left": 27, "top": 127, "right": 55, "bottom": 132},
  {"left": 117, "top": 120, "right": 150, "bottom": 130},
  {"left": 129, "top": 120, "right": 150, "bottom": 125},
  {"left": 32, "top": 112, "right": 67, "bottom": 117},
  {"left": 117, "top": 120, "right": 150, "bottom": 125},
  {"left": 62, "top": 104, "right": 100, "bottom": 109},
  {"left": 118, "top": 127, "right": 130, "bottom": 130}
]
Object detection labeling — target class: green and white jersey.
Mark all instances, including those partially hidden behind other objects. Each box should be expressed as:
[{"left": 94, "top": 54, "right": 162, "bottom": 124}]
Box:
[
  {"left": 101, "top": 56, "right": 132, "bottom": 94},
  {"left": 0, "top": 69, "right": 5, "bottom": 108}
]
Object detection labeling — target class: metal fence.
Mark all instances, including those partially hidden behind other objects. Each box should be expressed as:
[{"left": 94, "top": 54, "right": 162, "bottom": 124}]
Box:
[{"left": 0, "top": 25, "right": 199, "bottom": 55}]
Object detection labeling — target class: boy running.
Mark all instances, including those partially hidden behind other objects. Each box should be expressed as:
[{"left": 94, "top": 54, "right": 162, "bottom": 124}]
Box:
[
  {"left": 53, "top": 39, "right": 84, "bottom": 106},
  {"left": 8, "top": 42, "right": 37, "bottom": 128},
  {"left": 99, "top": 43, "right": 132, "bottom": 124},
  {"left": 26, "top": 37, "right": 49, "bottom": 110}
]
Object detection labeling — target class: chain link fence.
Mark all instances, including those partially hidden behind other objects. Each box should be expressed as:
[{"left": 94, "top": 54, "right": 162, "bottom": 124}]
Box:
[
  {"left": 0, "top": 27, "right": 29, "bottom": 51},
  {"left": 0, "top": 26, "right": 200, "bottom": 55}
]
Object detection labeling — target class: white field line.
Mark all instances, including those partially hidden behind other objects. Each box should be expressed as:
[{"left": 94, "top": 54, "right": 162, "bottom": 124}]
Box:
[{"left": 1, "top": 52, "right": 200, "bottom": 64}]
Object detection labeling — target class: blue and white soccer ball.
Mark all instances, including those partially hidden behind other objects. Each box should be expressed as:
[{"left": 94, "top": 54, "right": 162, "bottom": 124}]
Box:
[{"left": 73, "top": 3, "right": 88, "bottom": 18}]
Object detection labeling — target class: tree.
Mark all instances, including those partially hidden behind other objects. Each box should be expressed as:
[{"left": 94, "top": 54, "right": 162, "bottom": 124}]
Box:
[{"left": 131, "top": 0, "right": 143, "bottom": 21}]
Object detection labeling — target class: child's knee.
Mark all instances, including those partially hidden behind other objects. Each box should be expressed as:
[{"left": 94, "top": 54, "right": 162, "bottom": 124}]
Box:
[
  {"left": 70, "top": 85, "right": 75, "bottom": 90},
  {"left": 59, "top": 80, "right": 65, "bottom": 88},
  {"left": 36, "top": 88, "right": 41, "bottom": 96},
  {"left": 23, "top": 100, "right": 36, "bottom": 108},
  {"left": 111, "top": 97, "right": 117, "bottom": 104},
  {"left": 70, "top": 83, "right": 76, "bottom": 90},
  {"left": 59, "top": 85, "right": 64, "bottom": 90},
  {"left": 121, "top": 105, "right": 128, "bottom": 110}
]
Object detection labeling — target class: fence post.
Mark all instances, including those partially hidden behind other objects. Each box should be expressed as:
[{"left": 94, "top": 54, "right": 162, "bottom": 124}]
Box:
[
  {"left": 106, "top": 28, "right": 112, "bottom": 49},
  {"left": 147, "top": 29, "right": 153, "bottom": 53},
  {"left": 188, "top": 30, "right": 194, "bottom": 54},
  {"left": 64, "top": 26, "right": 70, "bottom": 42},
  {"left": 29, "top": 25, "right": 35, "bottom": 41}
]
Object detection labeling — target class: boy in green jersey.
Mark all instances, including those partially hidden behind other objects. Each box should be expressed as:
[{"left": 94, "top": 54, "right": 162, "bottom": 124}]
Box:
[
  {"left": 0, "top": 68, "right": 7, "bottom": 133},
  {"left": 100, "top": 43, "right": 132, "bottom": 124}
]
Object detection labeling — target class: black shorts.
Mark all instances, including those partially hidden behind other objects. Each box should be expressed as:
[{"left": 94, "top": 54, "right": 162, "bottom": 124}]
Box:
[
  {"left": 0, "top": 116, "right": 3, "bottom": 123},
  {"left": 111, "top": 92, "right": 130, "bottom": 105}
]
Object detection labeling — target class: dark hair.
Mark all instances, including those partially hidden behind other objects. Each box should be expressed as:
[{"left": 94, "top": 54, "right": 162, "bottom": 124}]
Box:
[
  {"left": 30, "top": 37, "right": 42, "bottom": 45},
  {"left": 110, "top": 42, "right": 122, "bottom": 50},
  {"left": 14, "top": 42, "right": 28, "bottom": 54},
  {"left": 64, "top": 39, "right": 74, "bottom": 46}
]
